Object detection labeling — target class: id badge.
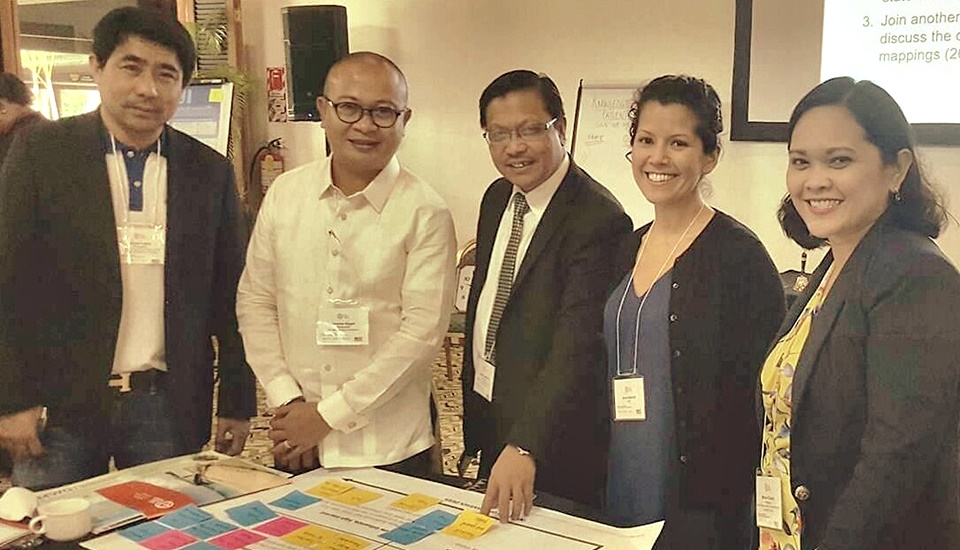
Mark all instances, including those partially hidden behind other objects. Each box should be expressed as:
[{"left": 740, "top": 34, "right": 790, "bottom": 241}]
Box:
[
  {"left": 316, "top": 306, "right": 369, "bottom": 346},
  {"left": 117, "top": 224, "right": 165, "bottom": 265},
  {"left": 473, "top": 359, "right": 495, "bottom": 402},
  {"left": 756, "top": 474, "right": 784, "bottom": 530},
  {"left": 613, "top": 377, "right": 646, "bottom": 421}
]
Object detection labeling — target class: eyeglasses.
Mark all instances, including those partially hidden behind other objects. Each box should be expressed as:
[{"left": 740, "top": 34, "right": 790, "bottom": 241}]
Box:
[
  {"left": 483, "top": 118, "right": 558, "bottom": 145},
  {"left": 321, "top": 97, "right": 408, "bottom": 128},
  {"left": 625, "top": 151, "right": 633, "bottom": 162}
]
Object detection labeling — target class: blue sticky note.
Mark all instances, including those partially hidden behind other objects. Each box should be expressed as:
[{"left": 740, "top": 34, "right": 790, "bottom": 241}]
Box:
[
  {"left": 382, "top": 522, "right": 433, "bottom": 545},
  {"left": 413, "top": 509, "right": 457, "bottom": 531},
  {"left": 158, "top": 505, "right": 215, "bottom": 529},
  {"left": 182, "top": 542, "right": 222, "bottom": 550},
  {"left": 183, "top": 519, "right": 239, "bottom": 539},
  {"left": 119, "top": 520, "right": 170, "bottom": 542},
  {"left": 224, "top": 500, "right": 276, "bottom": 526},
  {"left": 270, "top": 490, "right": 321, "bottom": 510}
]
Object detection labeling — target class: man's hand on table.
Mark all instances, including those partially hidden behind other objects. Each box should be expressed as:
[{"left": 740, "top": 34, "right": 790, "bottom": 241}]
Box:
[
  {"left": 215, "top": 417, "right": 251, "bottom": 455},
  {"left": 480, "top": 445, "right": 536, "bottom": 523},
  {"left": 269, "top": 399, "right": 330, "bottom": 472},
  {"left": 0, "top": 407, "right": 44, "bottom": 460}
]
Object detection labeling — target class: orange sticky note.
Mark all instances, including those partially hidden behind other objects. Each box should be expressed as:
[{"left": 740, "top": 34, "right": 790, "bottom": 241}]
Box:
[
  {"left": 390, "top": 493, "right": 441, "bottom": 512},
  {"left": 306, "top": 480, "right": 355, "bottom": 498},
  {"left": 327, "top": 488, "right": 382, "bottom": 507},
  {"left": 440, "top": 510, "right": 496, "bottom": 540},
  {"left": 282, "top": 525, "right": 337, "bottom": 547}
]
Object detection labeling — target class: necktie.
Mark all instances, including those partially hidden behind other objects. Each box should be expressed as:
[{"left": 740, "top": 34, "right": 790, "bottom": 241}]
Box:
[{"left": 484, "top": 192, "right": 530, "bottom": 364}]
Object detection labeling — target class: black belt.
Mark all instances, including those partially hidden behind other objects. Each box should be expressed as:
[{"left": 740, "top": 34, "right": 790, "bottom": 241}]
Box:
[{"left": 108, "top": 370, "right": 164, "bottom": 393}]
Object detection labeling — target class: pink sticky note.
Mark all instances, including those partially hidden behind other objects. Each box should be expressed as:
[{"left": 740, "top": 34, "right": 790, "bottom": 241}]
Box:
[
  {"left": 141, "top": 530, "right": 197, "bottom": 550},
  {"left": 253, "top": 516, "right": 309, "bottom": 537},
  {"left": 208, "top": 529, "right": 266, "bottom": 550}
]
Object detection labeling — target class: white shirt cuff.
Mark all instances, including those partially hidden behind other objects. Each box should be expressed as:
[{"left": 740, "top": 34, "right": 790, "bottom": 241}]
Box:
[
  {"left": 316, "top": 391, "right": 369, "bottom": 434},
  {"left": 263, "top": 375, "right": 303, "bottom": 408}
]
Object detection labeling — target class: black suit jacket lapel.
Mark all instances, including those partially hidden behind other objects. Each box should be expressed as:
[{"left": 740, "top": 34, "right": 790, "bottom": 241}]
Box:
[
  {"left": 473, "top": 181, "right": 512, "bottom": 306},
  {"left": 164, "top": 128, "right": 186, "bottom": 274},
  {"left": 80, "top": 113, "right": 123, "bottom": 301}
]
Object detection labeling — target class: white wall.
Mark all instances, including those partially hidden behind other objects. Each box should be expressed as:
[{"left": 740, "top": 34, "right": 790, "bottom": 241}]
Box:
[{"left": 238, "top": 0, "right": 960, "bottom": 271}]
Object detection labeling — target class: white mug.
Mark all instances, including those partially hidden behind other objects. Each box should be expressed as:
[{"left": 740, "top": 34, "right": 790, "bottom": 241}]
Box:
[{"left": 28, "top": 497, "right": 92, "bottom": 542}]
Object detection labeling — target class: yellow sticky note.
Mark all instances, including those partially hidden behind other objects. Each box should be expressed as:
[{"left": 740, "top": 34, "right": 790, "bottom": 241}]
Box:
[
  {"left": 440, "top": 510, "right": 497, "bottom": 540},
  {"left": 390, "top": 493, "right": 441, "bottom": 512},
  {"left": 307, "top": 479, "right": 356, "bottom": 498},
  {"left": 317, "top": 533, "right": 371, "bottom": 550},
  {"left": 208, "top": 88, "right": 224, "bottom": 103},
  {"left": 327, "top": 488, "right": 382, "bottom": 506},
  {"left": 282, "top": 525, "right": 337, "bottom": 547}
]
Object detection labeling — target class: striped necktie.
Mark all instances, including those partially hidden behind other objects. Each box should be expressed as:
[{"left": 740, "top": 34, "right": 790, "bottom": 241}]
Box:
[{"left": 484, "top": 192, "right": 530, "bottom": 364}]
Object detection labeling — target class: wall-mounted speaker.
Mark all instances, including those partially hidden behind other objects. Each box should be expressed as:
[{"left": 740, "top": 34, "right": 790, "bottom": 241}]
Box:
[{"left": 282, "top": 5, "right": 349, "bottom": 122}]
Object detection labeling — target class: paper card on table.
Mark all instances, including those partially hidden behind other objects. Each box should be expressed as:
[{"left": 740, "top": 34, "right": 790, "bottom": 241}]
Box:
[
  {"left": 159, "top": 505, "right": 215, "bottom": 529},
  {"left": 317, "top": 532, "right": 371, "bottom": 550},
  {"left": 183, "top": 519, "right": 239, "bottom": 539},
  {"left": 247, "top": 539, "right": 305, "bottom": 550},
  {"left": 253, "top": 517, "right": 309, "bottom": 537},
  {"left": 381, "top": 522, "right": 433, "bottom": 545},
  {"left": 141, "top": 529, "right": 198, "bottom": 550},
  {"left": 225, "top": 501, "right": 276, "bottom": 526},
  {"left": 390, "top": 493, "right": 441, "bottom": 512},
  {"left": 120, "top": 520, "right": 171, "bottom": 542},
  {"left": 413, "top": 509, "right": 457, "bottom": 531},
  {"left": 326, "top": 488, "right": 381, "bottom": 507},
  {"left": 208, "top": 529, "right": 266, "bottom": 550},
  {"left": 270, "top": 490, "right": 321, "bottom": 510},
  {"left": 182, "top": 542, "right": 222, "bottom": 550},
  {"left": 440, "top": 510, "right": 496, "bottom": 540},
  {"left": 281, "top": 525, "right": 337, "bottom": 547},
  {"left": 305, "top": 480, "right": 355, "bottom": 498}
]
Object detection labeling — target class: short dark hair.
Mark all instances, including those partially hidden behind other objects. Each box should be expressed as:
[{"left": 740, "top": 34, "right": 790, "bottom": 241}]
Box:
[
  {"left": 92, "top": 6, "right": 196, "bottom": 86},
  {"left": 627, "top": 74, "right": 723, "bottom": 155},
  {"left": 0, "top": 73, "right": 32, "bottom": 106},
  {"left": 479, "top": 70, "right": 564, "bottom": 128},
  {"left": 778, "top": 76, "right": 947, "bottom": 249}
]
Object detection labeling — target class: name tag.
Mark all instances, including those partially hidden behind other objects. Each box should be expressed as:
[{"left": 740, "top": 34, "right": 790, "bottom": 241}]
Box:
[
  {"left": 316, "top": 307, "right": 369, "bottom": 346},
  {"left": 756, "top": 474, "right": 784, "bottom": 530},
  {"left": 473, "top": 359, "right": 495, "bottom": 402},
  {"left": 613, "top": 377, "right": 646, "bottom": 421},
  {"left": 117, "top": 224, "right": 165, "bottom": 265}
]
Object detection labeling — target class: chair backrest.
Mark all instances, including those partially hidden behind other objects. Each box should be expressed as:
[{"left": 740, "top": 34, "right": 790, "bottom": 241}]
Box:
[{"left": 454, "top": 239, "right": 477, "bottom": 312}]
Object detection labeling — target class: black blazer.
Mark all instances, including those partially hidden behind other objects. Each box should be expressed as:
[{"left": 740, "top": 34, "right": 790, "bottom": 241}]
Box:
[
  {"left": 0, "top": 112, "right": 256, "bottom": 450},
  {"left": 765, "top": 218, "right": 960, "bottom": 550},
  {"left": 462, "top": 161, "right": 633, "bottom": 506}
]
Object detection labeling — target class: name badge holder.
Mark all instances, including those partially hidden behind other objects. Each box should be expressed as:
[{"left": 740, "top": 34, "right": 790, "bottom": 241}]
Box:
[
  {"left": 315, "top": 225, "right": 370, "bottom": 346},
  {"left": 111, "top": 135, "right": 166, "bottom": 265},
  {"left": 611, "top": 271, "right": 652, "bottom": 422}
]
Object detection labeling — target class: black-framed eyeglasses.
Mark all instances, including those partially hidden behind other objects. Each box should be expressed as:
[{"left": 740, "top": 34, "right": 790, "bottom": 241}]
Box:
[
  {"left": 625, "top": 150, "right": 633, "bottom": 162},
  {"left": 483, "top": 118, "right": 558, "bottom": 145},
  {"left": 321, "top": 97, "right": 408, "bottom": 128}
]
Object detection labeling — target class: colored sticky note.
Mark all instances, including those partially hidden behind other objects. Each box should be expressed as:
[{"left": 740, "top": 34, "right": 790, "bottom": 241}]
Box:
[
  {"left": 440, "top": 510, "right": 496, "bottom": 540},
  {"left": 326, "top": 488, "right": 382, "bottom": 507},
  {"left": 208, "top": 89, "right": 223, "bottom": 103},
  {"left": 317, "top": 532, "right": 371, "bottom": 550},
  {"left": 141, "top": 530, "right": 197, "bottom": 550},
  {"left": 182, "top": 543, "right": 222, "bottom": 550},
  {"left": 120, "top": 521, "right": 171, "bottom": 542},
  {"left": 225, "top": 501, "right": 277, "bottom": 526},
  {"left": 306, "top": 480, "right": 355, "bottom": 498},
  {"left": 158, "top": 505, "right": 215, "bottom": 529},
  {"left": 183, "top": 519, "right": 239, "bottom": 540},
  {"left": 413, "top": 509, "right": 457, "bottom": 531},
  {"left": 253, "top": 517, "right": 309, "bottom": 537},
  {"left": 381, "top": 522, "right": 433, "bottom": 545},
  {"left": 208, "top": 529, "right": 266, "bottom": 550},
  {"left": 270, "top": 490, "right": 321, "bottom": 510},
  {"left": 281, "top": 525, "right": 337, "bottom": 547},
  {"left": 390, "top": 493, "right": 441, "bottom": 512}
]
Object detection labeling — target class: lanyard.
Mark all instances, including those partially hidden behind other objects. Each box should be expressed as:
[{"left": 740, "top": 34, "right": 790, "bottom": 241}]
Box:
[
  {"left": 614, "top": 203, "right": 705, "bottom": 377},
  {"left": 110, "top": 135, "right": 163, "bottom": 226}
]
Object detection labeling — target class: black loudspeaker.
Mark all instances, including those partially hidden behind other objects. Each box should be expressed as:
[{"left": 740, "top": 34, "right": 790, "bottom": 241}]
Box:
[{"left": 282, "top": 5, "right": 349, "bottom": 122}]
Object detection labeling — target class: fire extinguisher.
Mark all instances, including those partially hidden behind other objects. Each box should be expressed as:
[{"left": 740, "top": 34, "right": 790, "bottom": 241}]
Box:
[{"left": 248, "top": 138, "right": 285, "bottom": 211}]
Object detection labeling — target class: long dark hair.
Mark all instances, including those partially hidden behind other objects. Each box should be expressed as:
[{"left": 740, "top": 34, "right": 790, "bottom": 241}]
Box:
[{"left": 778, "top": 77, "right": 947, "bottom": 249}]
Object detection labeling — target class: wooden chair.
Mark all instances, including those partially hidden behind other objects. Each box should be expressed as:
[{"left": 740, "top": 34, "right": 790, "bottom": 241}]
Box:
[{"left": 442, "top": 239, "right": 477, "bottom": 380}]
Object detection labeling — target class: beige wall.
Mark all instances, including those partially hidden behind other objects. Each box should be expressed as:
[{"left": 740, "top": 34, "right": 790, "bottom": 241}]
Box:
[{"left": 238, "top": 0, "right": 960, "bottom": 272}]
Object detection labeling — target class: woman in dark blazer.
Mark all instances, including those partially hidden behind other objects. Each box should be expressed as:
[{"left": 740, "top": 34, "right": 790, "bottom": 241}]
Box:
[
  {"left": 757, "top": 77, "right": 960, "bottom": 550},
  {"left": 603, "top": 75, "right": 785, "bottom": 549}
]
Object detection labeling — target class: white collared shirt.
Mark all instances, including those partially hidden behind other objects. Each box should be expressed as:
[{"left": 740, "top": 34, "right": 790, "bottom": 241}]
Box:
[
  {"left": 472, "top": 154, "right": 569, "bottom": 374},
  {"left": 107, "top": 147, "right": 168, "bottom": 375},
  {"left": 237, "top": 155, "right": 457, "bottom": 467}
]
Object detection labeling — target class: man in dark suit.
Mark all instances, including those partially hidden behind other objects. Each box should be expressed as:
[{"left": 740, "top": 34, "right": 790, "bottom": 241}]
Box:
[
  {"left": 0, "top": 7, "right": 256, "bottom": 490},
  {"left": 463, "top": 70, "right": 632, "bottom": 521}
]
